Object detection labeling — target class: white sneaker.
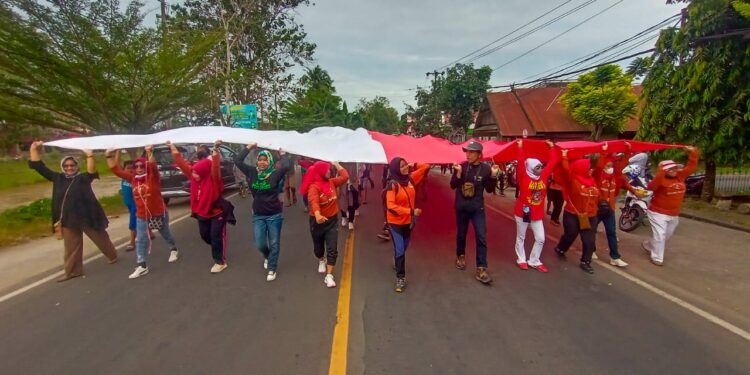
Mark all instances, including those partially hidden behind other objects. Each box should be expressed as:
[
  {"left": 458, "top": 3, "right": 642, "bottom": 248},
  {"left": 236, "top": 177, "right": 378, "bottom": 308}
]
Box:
[
  {"left": 318, "top": 260, "right": 326, "bottom": 274},
  {"left": 348, "top": 222, "right": 355, "bottom": 230},
  {"left": 264, "top": 258, "right": 268, "bottom": 270},
  {"left": 267, "top": 271, "right": 277, "bottom": 281},
  {"left": 210, "top": 263, "right": 227, "bottom": 273},
  {"left": 128, "top": 266, "right": 148, "bottom": 279},
  {"left": 355, "top": 209, "right": 360, "bottom": 217},
  {"left": 324, "top": 274, "right": 336, "bottom": 288},
  {"left": 341, "top": 217, "right": 348, "bottom": 227},
  {"left": 592, "top": 252, "right": 599, "bottom": 260},
  {"left": 168, "top": 250, "right": 179, "bottom": 263},
  {"left": 610, "top": 258, "right": 629, "bottom": 267}
]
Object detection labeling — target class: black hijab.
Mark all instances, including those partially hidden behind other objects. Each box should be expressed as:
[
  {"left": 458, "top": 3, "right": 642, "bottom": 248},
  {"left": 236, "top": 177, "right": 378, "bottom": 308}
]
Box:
[{"left": 388, "top": 157, "right": 410, "bottom": 186}]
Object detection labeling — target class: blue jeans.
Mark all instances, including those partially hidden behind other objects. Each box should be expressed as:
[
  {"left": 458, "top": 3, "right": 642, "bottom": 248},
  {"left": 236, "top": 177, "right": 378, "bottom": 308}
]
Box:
[
  {"left": 456, "top": 208, "right": 488, "bottom": 267},
  {"left": 596, "top": 210, "right": 620, "bottom": 259},
  {"left": 135, "top": 211, "right": 177, "bottom": 265},
  {"left": 252, "top": 213, "right": 284, "bottom": 271}
]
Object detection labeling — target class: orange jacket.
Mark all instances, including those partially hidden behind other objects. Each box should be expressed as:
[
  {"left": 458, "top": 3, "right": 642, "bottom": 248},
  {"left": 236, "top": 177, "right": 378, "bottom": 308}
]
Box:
[
  {"left": 561, "top": 158, "right": 599, "bottom": 217},
  {"left": 593, "top": 153, "right": 636, "bottom": 209},
  {"left": 647, "top": 149, "right": 699, "bottom": 216},
  {"left": 111, "top": 161, "right": 165, "bottom": 219},
  {"left": 309, "top": 167, "right": 349, "bottom": 218},
  {"left": 386, "top": 164, "right": 429, "bottom": 225}
]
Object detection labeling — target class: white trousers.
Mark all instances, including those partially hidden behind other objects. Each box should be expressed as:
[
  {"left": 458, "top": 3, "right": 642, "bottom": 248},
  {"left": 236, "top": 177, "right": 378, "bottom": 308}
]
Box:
[
  {"left": 514, "top": 216, "right": 545, "bottom": 266},
  {"left": 645, "top": 210, "right": 679, "bottom": 263}
]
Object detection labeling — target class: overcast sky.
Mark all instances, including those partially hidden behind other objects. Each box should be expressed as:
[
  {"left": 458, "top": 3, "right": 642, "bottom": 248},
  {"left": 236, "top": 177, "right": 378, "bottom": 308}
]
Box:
[{"left": 293, "top": 0, "right": 681, "bottom": 113}]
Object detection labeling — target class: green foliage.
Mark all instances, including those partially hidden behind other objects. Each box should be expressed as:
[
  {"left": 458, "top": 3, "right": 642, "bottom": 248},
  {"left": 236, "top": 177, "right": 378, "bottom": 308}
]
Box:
[
  {"left": 560, "top": 65, "right": 638, "bottom": 140},
  {"left": 0, "top": 198, "right": 52, "bottom": 222},
  {"left": 169, "top": 0, "right": 315, "bottom": 122},
  {"left": 279, "top": 66, "right": 346, "bottom": 131},
  {"left": 640, "top": 0, "right": 750, "bottom": 200},
  {"left": 732, "top": 0, "right": 750, "bottom": 18},
  {"left": 406, "top": 63, "right": 492, "bottom": 137},
  {"left": 0, "top": 0, "right": 220, "bottom": 134},
  {"left": 350, "top": 97, "right": 401, "bottom": 134}
]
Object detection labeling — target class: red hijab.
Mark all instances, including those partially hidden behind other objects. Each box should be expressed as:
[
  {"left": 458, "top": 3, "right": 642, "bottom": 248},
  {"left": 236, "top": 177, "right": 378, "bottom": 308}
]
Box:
[
  {"left": 190, "top": 158, "right": 222, "bottom": 217},
  {"left": 570, "top": 159, "right": 595, "bottom": 187},
  {"left": 300, "top": 161, "right": 332, "bottom": 196}
]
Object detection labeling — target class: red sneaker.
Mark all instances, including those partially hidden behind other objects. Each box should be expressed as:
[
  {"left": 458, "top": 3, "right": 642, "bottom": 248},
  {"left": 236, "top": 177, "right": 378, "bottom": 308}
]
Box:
[
  {"left": 531, "top": 264, "right": 549, "bottom": 273},
  {"left": 517, "top": 262, "right": 529, "bottom": 270}
]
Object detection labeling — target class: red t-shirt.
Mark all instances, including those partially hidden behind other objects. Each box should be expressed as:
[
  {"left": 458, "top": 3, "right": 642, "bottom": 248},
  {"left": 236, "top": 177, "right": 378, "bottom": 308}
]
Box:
[{"left": 513, "top": 147, "right": 558, "bottom": 221}]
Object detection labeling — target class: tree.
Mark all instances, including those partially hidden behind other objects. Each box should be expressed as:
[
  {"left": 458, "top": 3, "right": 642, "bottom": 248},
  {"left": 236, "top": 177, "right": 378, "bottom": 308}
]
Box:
[
  {"left": 560, "top": 65, "right": 638, "bottom": 140},
  {"left": 641, "top": 0, "right": 750, "bottom": 201},
  {"left": 406, "top": 63, "right": 491, "bottom": 138},
  {"left": 351, "top": 97, "right": 401, "bottom": 134},
  {"left": 0, "top": 0, "right": 219, "bottom": 133},
  {"left": 278, "top": 66, "right": 345, "bottom": 131},
  {"left": 169, "top": 0, "right": 315, "bottom": 125},
  {"left": 435, "top": 63, "right": 493, "bottom": 132}
]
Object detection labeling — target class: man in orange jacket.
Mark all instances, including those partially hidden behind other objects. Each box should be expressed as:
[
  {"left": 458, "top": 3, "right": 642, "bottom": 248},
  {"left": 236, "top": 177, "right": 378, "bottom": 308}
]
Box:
[{"left": 642, "top": 146, "right": 699, "bottom": 266}]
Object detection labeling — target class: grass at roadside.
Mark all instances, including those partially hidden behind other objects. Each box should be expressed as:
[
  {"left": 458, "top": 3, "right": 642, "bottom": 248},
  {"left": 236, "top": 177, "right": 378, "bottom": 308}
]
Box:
[
  {"left": 0, "top": 152, "right": 112, "bottom": 191},
  {"left": 682, "top": 197, "right": 750, "bottom": 230},
  {"left": 0, "top": 194, "right": 128, "bottom": 248}
]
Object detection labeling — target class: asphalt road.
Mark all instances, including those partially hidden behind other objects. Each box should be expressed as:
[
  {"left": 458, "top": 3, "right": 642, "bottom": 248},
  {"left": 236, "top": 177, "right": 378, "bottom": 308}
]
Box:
[{"left": 0, "top": 167, "right": 748, "bottom": 375}]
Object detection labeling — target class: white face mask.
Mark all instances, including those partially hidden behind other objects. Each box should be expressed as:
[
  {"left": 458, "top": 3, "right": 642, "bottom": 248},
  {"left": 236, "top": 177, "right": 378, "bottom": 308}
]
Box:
[{"left": 604, "top": 167, "right": 614, "bottom": 175}]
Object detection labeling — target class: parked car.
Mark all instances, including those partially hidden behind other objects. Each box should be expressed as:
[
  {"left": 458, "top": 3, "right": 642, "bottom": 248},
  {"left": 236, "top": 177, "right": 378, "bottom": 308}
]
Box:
[{"left": 152, "top": 144, "right": 239, "bottom": 204}]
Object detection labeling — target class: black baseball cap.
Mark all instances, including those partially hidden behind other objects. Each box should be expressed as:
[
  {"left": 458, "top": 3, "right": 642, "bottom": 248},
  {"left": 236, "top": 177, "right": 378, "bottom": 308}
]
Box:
[{"left": 462, "top": 141, "right": 483, "bottom": 152}]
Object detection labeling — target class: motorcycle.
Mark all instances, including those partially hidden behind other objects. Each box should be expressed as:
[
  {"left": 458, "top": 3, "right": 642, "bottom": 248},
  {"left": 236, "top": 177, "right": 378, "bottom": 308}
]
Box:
[{"left": 618, "top": 165, "right": 652, "bottom": 232}]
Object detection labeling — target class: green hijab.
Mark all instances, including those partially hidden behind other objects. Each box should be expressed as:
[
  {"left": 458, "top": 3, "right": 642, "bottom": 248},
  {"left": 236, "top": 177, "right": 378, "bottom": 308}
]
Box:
[{"left": 256, "top": 150, "right": 275, "bottom": 181}]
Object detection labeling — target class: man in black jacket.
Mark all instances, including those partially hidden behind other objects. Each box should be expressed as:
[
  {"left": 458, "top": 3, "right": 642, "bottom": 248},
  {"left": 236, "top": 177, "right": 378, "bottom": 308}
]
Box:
[{"left": 450, "top": 141, "right": 500, "bottom": 284}]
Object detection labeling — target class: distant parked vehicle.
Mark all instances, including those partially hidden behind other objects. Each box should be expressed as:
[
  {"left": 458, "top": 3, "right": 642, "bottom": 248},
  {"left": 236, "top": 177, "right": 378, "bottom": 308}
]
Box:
[{"left": 685, "top": 173, "right": 705, "bottom": 195}]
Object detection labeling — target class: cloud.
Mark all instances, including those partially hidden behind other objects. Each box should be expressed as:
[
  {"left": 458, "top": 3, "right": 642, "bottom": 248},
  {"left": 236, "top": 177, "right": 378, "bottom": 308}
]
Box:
[{"left": 296, "top": 0, "right": 681, "bottom": 113}]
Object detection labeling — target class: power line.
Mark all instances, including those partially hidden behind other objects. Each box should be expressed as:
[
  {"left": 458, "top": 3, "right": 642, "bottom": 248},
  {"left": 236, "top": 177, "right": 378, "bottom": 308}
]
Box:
[
  {"left": 461, "top": 0, "right": 600, "bottom": 66},
  {"left": 490, "top": 47, "right": 655, "bottom": 89},
  {"left": 519, "top": 13, "right": 679, "bottom": 82},
  {"left": 492, "top": 0, "right": 625, "bottom": 72},
  {"left": 436, "top": 0, "right": 575, "bottom": 71}
]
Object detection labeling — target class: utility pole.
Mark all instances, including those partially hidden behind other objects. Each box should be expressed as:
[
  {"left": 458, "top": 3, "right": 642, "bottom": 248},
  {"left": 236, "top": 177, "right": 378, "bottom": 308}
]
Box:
[{"left": 425, "top": 70, "right": 444, "bottom": 82}]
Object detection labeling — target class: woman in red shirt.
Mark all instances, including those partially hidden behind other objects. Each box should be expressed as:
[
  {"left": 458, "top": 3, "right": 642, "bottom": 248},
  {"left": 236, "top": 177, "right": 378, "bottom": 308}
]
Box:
[
  {"left": 385, "top": 157, "right": 429, "bottom": 292},
  {"left": 553, "top": 150, "right": 600, "bottom": 274},
  {"left": 169, "top": 141, "right": 228, "bottom": 274},
  {"left": 513, "top": 140, "right": 558, "bottom": 272},
  {"left": 107, "top": 145, "right": 179, "bottom": 279},
  {"left": 301, "top": 161, "right": 349, "bottom": 288}
]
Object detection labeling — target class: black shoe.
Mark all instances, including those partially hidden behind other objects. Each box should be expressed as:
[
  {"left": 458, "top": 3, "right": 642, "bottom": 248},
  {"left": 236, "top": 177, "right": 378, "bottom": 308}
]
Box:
[
  {"left": 555, "top": 247, "right": 566, "bottom": 258},
  {"left": 579, "top": 262, "right": 594, "bottom": 274}
]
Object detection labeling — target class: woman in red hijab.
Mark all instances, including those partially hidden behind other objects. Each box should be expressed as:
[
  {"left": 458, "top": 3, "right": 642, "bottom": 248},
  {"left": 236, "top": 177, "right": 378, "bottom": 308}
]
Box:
[
  {"left": 553, "top": 149, "right": 600, "bottom": 274},
  {"left": 169, "top": 140, "right": 227, "bottom": 274},
  {"left": 300, "top": 160, "right": 348, "bottom": 288}
]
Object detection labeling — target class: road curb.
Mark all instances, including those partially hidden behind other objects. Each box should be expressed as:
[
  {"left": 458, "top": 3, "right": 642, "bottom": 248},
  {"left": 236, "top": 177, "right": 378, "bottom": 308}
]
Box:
[{"left": 679, "top": 212, "right": 750, "bottom": 234}]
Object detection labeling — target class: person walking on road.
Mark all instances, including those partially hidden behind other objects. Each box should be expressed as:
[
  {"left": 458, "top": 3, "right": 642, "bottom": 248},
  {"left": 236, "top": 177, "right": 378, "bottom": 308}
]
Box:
[
  {"left": 513, "top": 140, "right": 557, "bottom": 273},
  {"left": 546, "top": 172, "right": 564, "bottom": 226},
  {"left": 120, "top": 160, "right": 137, "bottom": 251},
  {"left": 358, "top": 164, "right": 374, "bottom": 204},
  {"left": 593, "top": 142, "right": 641, "bottom": 268},
  {"left": 450, "top": 141, "right": 501, "bottom": 284},
  {"left": 385, "top": 157, "right": 429, "bottom": 292},
  {"left": 283, "top": 154, "right": 299, "bottom": 207},
  {"left": 29, "top": 141, "right": 118, "bottom": 282},
  {"left": 553, "top": 150, "right": 600, "bottom": 274},
  {"left": 643, "top": 146, "right": 699, "bottom": 266},
  {"left": 301, "top": 161, "right": 349, "bottom": 288},
  {"left": 108, "top": 146, "right": 179, "bottom": 279},
  {"left": 234, "top": 143, "right": 290, "bottom": 281},
  {"left": 170, "top": 140, "right": 232, "bottom": 274}
]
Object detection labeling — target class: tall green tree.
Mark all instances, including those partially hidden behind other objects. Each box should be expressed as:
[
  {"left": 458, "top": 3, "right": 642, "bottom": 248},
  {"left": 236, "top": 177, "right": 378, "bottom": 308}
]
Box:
[
  {"left": 406, "top": 63, "right": 491, "bottom": 139},
  {"left": 560, "top": 64, "right": 638, "bottom": 140},
  {"left": 0, "top": 0, "right": 219, "bottom": 133},
  {"left": 278, "top": 66, "right": 345, "bottom": 131},
  {"left": 169, "top": 0, "right": 315, "bottom": 124},
  {"left": 350, "top": 97, "right": 400, "bottom": 134},
  {"left": 641, "top": 0, "right": 750, "bottom": 201}
]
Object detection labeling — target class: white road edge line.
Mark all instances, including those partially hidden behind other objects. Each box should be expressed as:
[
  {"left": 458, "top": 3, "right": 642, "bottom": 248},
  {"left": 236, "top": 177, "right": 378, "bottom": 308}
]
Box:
[
  {"left": 486, "top": 204, "right": 750, "bottom": 342},
  {"left": 0, "top": 193, "right": 238, "bottom": 304}
]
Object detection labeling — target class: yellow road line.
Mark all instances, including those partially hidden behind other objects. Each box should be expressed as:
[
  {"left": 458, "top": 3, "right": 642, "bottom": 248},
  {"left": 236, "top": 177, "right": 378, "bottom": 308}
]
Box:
[{"left": 329, "top": 230, "right": 355, "bottom": 375}]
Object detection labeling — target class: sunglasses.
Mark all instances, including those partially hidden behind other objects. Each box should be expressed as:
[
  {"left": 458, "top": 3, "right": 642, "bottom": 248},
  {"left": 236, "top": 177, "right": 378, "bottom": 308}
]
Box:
[
  {"left": 62, "top": 163, "right": 77, "bottom": 168},
  {"left": 134, "top": 163, "right": 146, "bottom": 168}
]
